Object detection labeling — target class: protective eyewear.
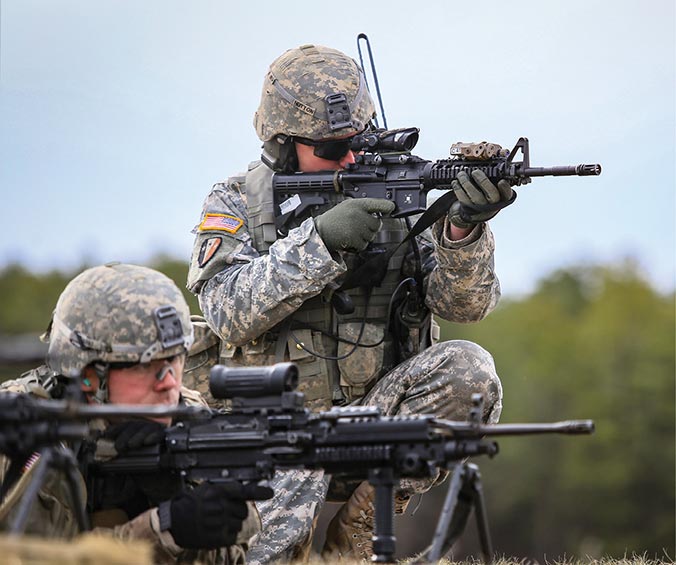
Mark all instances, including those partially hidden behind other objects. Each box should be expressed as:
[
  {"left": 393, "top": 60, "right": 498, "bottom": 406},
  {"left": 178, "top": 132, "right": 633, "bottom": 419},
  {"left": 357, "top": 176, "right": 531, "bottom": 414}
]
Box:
[{"left": 295, "top": 136, "right": 355, "bottom": 161}]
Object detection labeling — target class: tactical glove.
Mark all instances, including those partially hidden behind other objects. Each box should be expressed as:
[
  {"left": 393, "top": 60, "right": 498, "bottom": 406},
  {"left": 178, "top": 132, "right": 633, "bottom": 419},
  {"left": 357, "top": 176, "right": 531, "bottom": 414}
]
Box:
[
  {"left": 104, "top": 419, "right": 166, "bottom": 453},
  {"left": 315, "top": 198, "right": 396, "bottom": 253},
  {"left": 164, "top": 482, "right": 273, "bottom": 549},
  {"left": 448, "top": 170, "right": 515, "bottom": 229}
]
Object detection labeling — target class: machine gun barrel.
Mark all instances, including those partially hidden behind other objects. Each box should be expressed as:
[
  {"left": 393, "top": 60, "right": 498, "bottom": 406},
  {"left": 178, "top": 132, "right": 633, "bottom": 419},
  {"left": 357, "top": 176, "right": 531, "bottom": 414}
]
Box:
[
  {"left": 432, "top": 416, "right": 594, "bottom": 437},
  {"left": 473, "top": 420, "right": 595, "bottom": 436}
]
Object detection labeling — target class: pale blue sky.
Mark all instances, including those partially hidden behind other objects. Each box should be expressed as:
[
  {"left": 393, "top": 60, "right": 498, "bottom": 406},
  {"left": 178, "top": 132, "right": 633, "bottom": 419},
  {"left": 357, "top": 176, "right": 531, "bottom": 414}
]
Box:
[{"left": 1, "top": 0, "right": 674, "bottom": 295}]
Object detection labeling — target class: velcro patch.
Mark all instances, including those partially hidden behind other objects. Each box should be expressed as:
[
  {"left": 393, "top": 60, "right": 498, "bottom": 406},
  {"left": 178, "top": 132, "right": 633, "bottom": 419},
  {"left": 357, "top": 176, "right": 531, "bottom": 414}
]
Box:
[
  {"left": 199, "top": 213, "right": 244, "bottom": 234},
  {"left": 198, "top": 237, "right": 222, "bottom": 267}
]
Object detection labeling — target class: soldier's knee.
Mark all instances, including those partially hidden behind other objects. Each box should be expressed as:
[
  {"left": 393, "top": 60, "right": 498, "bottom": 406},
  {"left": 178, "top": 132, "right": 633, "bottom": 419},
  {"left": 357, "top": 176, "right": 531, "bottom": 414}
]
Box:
[
  {"left": 431, "top": 340, "right": 503, "bottom": 423},
  {"left": 430, "top": 339, "right": 496, "bottom": 375}
]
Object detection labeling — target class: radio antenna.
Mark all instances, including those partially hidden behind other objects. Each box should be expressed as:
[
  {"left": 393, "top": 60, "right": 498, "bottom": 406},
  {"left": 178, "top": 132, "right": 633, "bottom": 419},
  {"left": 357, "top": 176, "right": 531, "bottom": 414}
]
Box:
[{"left": 357, "top": 33, "right": 387, "bottom": 129}]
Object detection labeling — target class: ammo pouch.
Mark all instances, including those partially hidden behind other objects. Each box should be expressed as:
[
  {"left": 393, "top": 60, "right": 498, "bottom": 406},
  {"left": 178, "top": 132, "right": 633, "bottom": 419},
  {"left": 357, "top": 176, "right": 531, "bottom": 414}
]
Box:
[
  {"left": 216, "top": 327, "right": 333, "bottom": 413},
  {"left": 286, "top": 329, "right": 332, "bottom": 411},
  {"left": 336, "top": 322, "right": 385, "bottom": 399}
]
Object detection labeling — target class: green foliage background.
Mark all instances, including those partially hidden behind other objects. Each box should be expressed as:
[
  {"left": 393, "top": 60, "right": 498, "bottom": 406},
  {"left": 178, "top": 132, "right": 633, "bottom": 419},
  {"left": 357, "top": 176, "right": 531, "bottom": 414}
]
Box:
[
  {"left": 0, "top": 258, "right": 673, "bottom": 560},
  {"left": 430, "top": 261, "right": 675, "bottom": 560}
]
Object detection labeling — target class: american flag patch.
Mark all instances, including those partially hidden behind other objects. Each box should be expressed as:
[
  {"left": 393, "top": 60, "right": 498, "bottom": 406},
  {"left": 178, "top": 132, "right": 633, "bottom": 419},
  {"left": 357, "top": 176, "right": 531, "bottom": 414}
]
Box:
[{"left": 199, "top": 213, "right": 244, "bottom": 234}]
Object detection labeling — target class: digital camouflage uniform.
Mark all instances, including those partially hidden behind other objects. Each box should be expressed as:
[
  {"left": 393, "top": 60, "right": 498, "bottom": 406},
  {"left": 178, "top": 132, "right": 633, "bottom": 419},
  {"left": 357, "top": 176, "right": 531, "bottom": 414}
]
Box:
[
  {"left": 186, "top": 159, "right": 503, "bottom": 563},
  {"left": 1, "top": 264, "right": 261, "bottom": 564},
  {"left": 0, "top": 367, "right": 260, "bottom": 565}
]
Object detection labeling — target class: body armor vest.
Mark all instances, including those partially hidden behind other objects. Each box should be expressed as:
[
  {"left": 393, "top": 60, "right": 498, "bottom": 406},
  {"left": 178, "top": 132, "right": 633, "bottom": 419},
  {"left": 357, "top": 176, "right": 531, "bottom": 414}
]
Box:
[{"left": 219, "top": 162, "right": 430, "bottom": 410}]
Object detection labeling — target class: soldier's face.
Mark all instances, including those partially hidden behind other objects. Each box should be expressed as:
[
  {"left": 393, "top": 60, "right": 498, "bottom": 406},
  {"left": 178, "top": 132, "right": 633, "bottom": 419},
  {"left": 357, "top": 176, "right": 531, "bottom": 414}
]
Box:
[
  {"left": 84, "top": 355, "right": 185, "bottom": 424},
  {"left": 295, "top": 140, "right": 357, "bottom": 172}
]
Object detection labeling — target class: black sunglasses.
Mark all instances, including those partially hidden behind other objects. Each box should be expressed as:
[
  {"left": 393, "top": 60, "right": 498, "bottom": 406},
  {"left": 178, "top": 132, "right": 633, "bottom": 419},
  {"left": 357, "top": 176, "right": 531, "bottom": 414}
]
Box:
[{"left": 294, "top": 136, "right": 354, "bottom": 161}]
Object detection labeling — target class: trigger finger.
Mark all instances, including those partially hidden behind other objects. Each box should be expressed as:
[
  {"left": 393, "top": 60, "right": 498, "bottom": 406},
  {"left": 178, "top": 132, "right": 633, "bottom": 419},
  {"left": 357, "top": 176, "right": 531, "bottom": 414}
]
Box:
[
  {"left": 362, "top": 213, "right": 381, "bottom": 233},
  {"left": 356, "top": 224, "right": 377, "bottom": 246}
]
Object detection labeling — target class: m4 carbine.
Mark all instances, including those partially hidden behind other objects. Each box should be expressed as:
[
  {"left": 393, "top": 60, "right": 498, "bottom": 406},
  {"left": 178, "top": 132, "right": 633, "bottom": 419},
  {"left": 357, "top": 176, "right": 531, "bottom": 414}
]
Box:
[
  {"left": 272, "top": 129, "right": 602, "bottom": 233},
  {"left": 86, "top": 362, "right": 594, "bottom": 563}
]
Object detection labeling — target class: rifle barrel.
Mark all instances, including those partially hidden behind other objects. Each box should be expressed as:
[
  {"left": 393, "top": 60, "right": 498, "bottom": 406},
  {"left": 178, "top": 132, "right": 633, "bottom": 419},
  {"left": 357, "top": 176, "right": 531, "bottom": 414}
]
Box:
[{"left": 524, "top": 164, "right": 601, "bottom": 177}]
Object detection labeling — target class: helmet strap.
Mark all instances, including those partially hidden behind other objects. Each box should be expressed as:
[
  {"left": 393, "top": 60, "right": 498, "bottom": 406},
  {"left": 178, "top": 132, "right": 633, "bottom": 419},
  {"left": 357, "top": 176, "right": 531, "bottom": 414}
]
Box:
[{"left": 261, "top": 135, "right": 298, "bottom": 172}]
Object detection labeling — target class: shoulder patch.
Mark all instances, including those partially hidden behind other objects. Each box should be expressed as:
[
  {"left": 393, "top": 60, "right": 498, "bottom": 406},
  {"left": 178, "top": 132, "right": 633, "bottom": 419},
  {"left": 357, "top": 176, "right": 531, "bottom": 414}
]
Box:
[
  {"left": 197, "top": 237, "right": 222, "bottom": 267},
  {"left": 199, "top": 213, "right": 244, "bottom": 234}
]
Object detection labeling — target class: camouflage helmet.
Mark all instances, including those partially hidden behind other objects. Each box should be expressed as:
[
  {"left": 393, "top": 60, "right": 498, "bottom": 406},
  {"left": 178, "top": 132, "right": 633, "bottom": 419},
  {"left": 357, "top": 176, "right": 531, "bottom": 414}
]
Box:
[
  {"left": 46, "top": 263, "right": 194, "bottom": 377},
  {"left": 254, "top": 44, "right": 376, "bottom": 142}
]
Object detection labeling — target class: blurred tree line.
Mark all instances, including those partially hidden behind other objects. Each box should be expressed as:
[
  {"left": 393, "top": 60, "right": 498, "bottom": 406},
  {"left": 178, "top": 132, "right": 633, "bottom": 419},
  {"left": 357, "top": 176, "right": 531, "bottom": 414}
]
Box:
[{"left": 0, "top": 257, "right": 673, "bottom": 560}]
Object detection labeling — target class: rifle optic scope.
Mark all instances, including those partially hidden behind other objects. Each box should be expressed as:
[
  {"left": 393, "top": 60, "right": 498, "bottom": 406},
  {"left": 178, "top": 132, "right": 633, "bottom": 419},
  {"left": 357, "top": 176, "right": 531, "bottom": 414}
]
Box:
[
  {"left": 209, "top": 362, "right": 299, "bottom": 399},
  {"left": 351, "top": 127, "right": 420, "bottom": 153}
]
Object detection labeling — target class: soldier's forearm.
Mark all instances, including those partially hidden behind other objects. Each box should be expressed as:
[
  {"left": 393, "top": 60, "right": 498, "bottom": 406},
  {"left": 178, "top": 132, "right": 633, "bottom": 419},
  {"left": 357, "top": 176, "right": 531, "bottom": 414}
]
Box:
[{"left": 426, "top": 222, "right": 500, "bottom": 322}]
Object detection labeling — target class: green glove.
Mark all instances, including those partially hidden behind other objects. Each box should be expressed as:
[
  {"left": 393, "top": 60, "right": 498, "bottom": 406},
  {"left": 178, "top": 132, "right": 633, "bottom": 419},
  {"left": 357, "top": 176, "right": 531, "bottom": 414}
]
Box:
[
  {"left": 315, "top": 198, "right": 396, "bottom": 253},
  {"left": 448, "top": 169, "right": 515, "bottom": 229}
]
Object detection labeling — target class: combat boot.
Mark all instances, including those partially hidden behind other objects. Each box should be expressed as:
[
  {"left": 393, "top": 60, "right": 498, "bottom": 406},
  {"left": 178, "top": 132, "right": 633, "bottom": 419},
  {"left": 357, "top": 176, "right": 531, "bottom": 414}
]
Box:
[{"left": 322, "top": 481, "right": 411, "bottom": 561}]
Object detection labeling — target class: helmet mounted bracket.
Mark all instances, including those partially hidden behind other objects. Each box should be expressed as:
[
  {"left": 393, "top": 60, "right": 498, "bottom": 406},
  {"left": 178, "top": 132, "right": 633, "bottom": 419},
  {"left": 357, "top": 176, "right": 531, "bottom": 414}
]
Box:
[
  {"left": 153, "top": 305, "right": 185, "bottom": 350},
  {"left": 325, "top": 93, "right": 353, "bottom": 131}
]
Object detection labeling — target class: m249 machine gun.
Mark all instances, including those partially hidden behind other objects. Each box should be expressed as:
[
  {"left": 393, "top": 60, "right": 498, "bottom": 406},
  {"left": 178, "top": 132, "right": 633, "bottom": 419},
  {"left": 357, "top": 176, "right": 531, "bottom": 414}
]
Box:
[{"left": 88, "top": 362, "right": 594, "bottom": 563}]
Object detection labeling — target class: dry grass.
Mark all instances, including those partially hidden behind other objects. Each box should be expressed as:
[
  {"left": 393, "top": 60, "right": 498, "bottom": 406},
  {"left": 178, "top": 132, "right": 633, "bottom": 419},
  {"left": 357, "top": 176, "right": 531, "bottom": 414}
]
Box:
[
  {"left": 0, "top": 532, "right": 153, "bottom": 564},
  {"left": 307, "top": 555, "right": 675, "bottom": 565},
  {"left": 407, "top": 556, "right": 675, "bottom": 565},
  {"left": 1, "top": 536, "right": 670, "bottom": 565}
]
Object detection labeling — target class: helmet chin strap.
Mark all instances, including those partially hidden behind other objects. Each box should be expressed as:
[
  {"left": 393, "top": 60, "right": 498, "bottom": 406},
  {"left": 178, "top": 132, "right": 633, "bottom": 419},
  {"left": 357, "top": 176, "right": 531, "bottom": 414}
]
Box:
[{"left": 261, "top": 135, "right": 298, "bottom": 172}]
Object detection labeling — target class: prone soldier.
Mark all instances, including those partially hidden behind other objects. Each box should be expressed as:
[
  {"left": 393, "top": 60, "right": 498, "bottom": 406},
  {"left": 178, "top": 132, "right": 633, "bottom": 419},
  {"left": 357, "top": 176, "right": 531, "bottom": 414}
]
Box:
[{"left": 0, "top": 263, "right": 269, "bottom": 564}]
